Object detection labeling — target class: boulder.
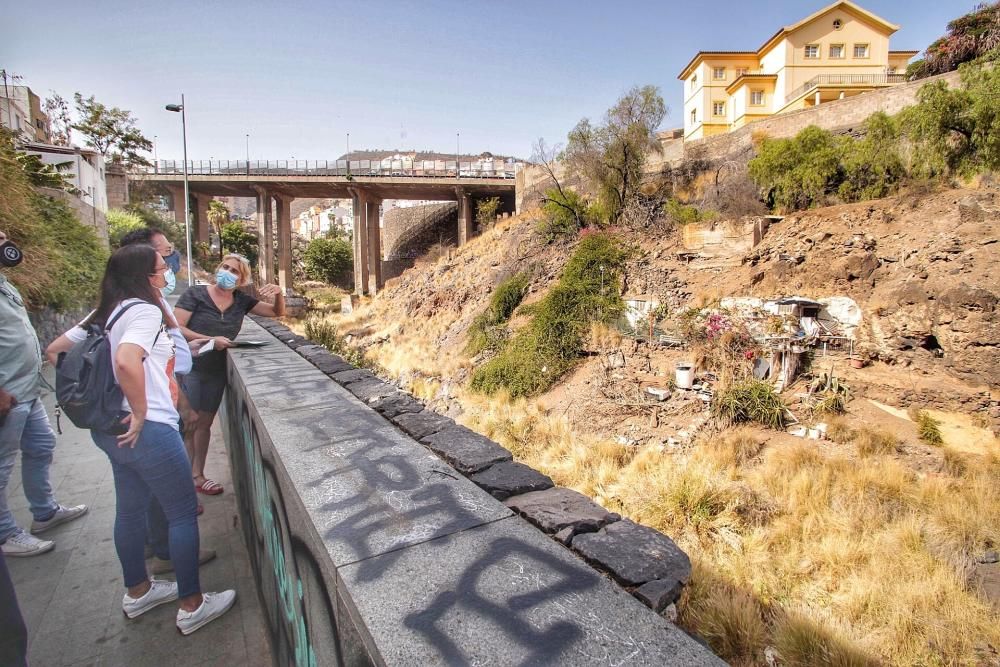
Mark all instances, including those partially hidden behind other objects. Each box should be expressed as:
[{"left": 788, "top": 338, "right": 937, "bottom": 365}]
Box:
[
  {"left": 634, "top": 578, "right": 686, "bottom": 613},
  {"left": 420, "top": 425, "right": 512, "bottom": 475},
  {"left": 331, "top": 368, "right": 376, "bottom": 386},
  {"left": 468, "top": 461, "right": 554, "bottom": 500},
  {"left": 571, "top": 519, "right": 691, "bottom": 592},
  {"left": 370, "top": 392, "right": 424, "bottom": 419},
  {"left": 505, "top": 487, "right": 619, "bottom": 536},
  {"left": 392, "top": 410, "right": 453, "bottom": 440},
  {"left": 345, "top": 377, "right": 397, "bottom": 403}
]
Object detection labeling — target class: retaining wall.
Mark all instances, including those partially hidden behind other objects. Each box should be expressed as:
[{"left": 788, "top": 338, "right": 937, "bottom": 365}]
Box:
[
  {"left": 28, "top": 305, "right": 90, "bottom": 348},
  {"left": 220, "top": 316, "right": 723, "bottom": 666}
]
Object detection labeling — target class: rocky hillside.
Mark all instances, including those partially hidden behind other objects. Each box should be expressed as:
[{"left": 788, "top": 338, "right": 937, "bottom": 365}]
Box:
[{"left": 343, "top": 183, "right": 998, "bottom": 435}]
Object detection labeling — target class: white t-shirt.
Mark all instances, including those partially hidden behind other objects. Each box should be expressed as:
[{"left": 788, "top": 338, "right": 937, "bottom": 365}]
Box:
[{"left": 66, "top": 299, "right": 179, "bottom": 428}]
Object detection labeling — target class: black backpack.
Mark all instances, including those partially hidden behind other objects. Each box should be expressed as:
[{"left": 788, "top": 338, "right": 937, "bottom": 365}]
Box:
[{"left": 55, "top": 302, "right": 158, "bottom": 435}]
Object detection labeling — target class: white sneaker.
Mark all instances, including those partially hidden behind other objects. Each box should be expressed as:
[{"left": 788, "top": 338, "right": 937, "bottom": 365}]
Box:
[
  {"left": 1, "top": 530, "right": 55, "bottom": 557},
  {"left": 176, "top": 590, "right": 237, "bottom": 635},
  {"left": 30, "top": 504, "right": 89, "bottom": 534},
  {"left": 122, "top": 578, "right": 179, "bottom": 619}
]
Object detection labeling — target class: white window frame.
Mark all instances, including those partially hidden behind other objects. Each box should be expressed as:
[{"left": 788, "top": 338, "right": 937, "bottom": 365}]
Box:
[
  {"left": 712, "top": 67, "right": 726, "bottom": 80},
  {"left": 690, "top": 109, "right": 697, "bottom": 124},
  {"left": 805, "top": 44, "right": 820, "bottom": 59},
  {"left": 853, "top": 43, "right": 869, "bottom": 59},
  {"left": 750, "top": 90, "right": 765, "bottom": 106},
  {"left": 735, "top": 67, "right": 749, "bottom": 77},
  {"left": 691, "top": 74, "right": 698, "bottom": 89},
  {"left": 712, "top": 101, "right": 726, "bottom": 116},
  {"left": 829, "top": 44, "right": 845, "bottom": 59}
]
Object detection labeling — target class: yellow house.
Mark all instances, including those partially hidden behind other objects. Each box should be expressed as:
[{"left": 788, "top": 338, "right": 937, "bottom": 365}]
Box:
[{"left": 678, "top": 0, "right": 917, "bottom": 140}]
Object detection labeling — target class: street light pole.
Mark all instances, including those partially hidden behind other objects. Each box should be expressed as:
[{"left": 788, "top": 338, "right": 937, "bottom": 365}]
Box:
[
  {"left": 456, "top": 132, "right": 460, "bottom": 179},
  {"left": 166, "top": 95, "right": 193, "bottom": 285},
  {"left": 245, "top": 133, "right": 250, "bottom": 174}
]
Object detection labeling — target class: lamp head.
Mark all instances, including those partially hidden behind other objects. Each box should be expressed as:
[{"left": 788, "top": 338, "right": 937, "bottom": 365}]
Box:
[{"left": 165, "top": 104, "right": 183, "bottom": 112}]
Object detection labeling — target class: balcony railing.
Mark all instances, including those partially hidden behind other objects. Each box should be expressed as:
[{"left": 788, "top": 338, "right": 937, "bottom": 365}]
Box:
[
  {"left": 130, "top": 159, "right": 521, "bottom": 179},
  {"left": 784, "top": 72, "right": 908, "bottom": 105}
]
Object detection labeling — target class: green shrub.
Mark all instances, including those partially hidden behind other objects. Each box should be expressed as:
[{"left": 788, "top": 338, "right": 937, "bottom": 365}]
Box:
[
  {"left": 838, "top": 112, "right": 906, "bottom": 202},
  {"left": 303, "top": 237, "right": 352, "bottom": 285},
  {"left": 912, "top": 409, "right": 945, "bottom": 446},
  {"left": 466, "top": 273, "right": 529, "bottom": 356},
  {"left": 712, "top": 380, "right": 786, "bottom": 429},
  {"left": 539, "top": 187, "right": 592, "bottom": 239},
  {"left": 900, "top": 64, "right": 1000, "bottom": 178},
  {"left": 749, "top": 126, "right": 843, "bottom": 212},
  {"left": 470, "top": 233, "right": 628, "bottom": 397},
  {"left": 0, "top": 130, "right": 107, "bottom": 310},
  {"left": 106, "top": 208, "right": 145, "bottom": 248},
  {"left": 664, "top": 198, "right": 715, "bottom": 225}
]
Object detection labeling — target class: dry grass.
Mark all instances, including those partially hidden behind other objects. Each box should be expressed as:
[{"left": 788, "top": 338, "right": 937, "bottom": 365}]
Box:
[
  {"left": 463, "top": 394, "right": 1000, "bottom": 665},
  {"left": 825, "top": 416, "right": 855, "bottom": 444},
  {"left": 854, "top": 427, "right": 900, "bottom": 457},
  {"left": 701, "top": 428, "right": 764, "bottom": 469}
]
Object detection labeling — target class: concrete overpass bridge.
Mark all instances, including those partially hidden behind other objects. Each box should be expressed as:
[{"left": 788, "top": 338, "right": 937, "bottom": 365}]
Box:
[{"left": 130, "top": 159, "right": 519, "bottom": 295}]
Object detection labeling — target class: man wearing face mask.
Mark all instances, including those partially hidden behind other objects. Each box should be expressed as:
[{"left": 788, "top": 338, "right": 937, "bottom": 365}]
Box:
[{"left": 0, "top": 230, "right": 88, "bottom": 558}]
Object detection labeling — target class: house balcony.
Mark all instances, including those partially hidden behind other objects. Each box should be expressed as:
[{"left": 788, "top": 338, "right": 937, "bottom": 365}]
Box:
[{"left": 784, "top": 72, "right": 908, "bottom": 107}]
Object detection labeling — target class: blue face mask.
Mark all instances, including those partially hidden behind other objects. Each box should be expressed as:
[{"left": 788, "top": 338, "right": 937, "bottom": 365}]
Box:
[
  {"left": 216, "top": 269, "right": 237, "bottom": 290},
  {"left": 160, "top": 267, "right": 176, "bottom": 297}
]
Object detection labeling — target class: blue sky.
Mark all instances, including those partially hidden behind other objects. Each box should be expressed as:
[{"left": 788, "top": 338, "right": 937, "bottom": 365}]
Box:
[{"left": 1, "top": 0, "right": 965, "bottom": 161}]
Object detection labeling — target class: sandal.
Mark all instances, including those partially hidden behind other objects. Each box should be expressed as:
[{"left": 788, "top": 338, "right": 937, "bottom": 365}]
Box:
[{"left": 195, "top": 478, "right": 224, "bottom": 496}]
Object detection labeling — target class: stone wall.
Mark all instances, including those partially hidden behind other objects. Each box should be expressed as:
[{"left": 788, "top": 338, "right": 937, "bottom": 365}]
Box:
[
  {"left": 105, "top": 164, "right": 130, "bottom": 210},
  {"left": 36, "top": 186, "right": 109, "bottom": 245},
  {"left": 220, "top": 316, "right": 723, "bottom": 666},
  {"left": 28, "top": 305, "right": 90, "bottom": 349}
]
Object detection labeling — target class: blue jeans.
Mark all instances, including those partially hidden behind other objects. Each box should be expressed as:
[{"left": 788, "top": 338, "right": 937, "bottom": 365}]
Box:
[
  {"left": 91, "top": 421, "right": 201, "bottom": 598},
  {"left": 0, "top": 398, "right": 59, "bottom": 542}
]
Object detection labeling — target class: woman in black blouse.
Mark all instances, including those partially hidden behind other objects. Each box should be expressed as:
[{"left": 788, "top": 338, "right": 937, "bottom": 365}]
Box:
[{"left": 174, "top": 254, "right": 285, "bottom": 495}]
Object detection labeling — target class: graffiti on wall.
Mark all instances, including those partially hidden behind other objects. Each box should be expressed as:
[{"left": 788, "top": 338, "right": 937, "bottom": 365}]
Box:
[{"left": 221, "top": 365, "right": 347, "bottom": 667}]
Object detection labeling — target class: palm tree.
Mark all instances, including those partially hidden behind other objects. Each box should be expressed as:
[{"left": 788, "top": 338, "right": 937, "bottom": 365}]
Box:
[{"left": 207, "top": 200, "right": 230, "bottom": 260}]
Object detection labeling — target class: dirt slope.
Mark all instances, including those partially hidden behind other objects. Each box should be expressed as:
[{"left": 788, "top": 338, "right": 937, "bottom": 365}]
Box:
[{"left": 344, "top": 184, "right": 998, "bottom": 439}]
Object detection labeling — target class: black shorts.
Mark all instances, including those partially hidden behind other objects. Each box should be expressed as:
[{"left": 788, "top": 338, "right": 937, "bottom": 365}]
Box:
[{"left": 181, "top": 370, "right": 227, "bottom": 414}]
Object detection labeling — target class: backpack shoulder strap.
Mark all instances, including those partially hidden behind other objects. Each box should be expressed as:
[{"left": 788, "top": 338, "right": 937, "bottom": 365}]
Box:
[{"left": 105, "top": 300, "right": 146, "bottom": 332}]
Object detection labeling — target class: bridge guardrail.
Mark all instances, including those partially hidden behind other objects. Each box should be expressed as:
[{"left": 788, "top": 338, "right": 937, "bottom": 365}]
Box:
[{"left": 133, "top": 159, "right": 522, "bottom": 179}]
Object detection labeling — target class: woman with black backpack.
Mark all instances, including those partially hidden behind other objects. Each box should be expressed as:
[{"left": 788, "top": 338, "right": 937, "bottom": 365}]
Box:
[{"left": 45, "top": 244, "right": 235, "bottom": 635}]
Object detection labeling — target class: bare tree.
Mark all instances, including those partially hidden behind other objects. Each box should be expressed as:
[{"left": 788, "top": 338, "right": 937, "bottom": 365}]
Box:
[
  {"left": 43, "top": 93, "right": 72, "bottom": 146},
  {"left": 531, "top": 137, "right": 586, "bottom": 230}
]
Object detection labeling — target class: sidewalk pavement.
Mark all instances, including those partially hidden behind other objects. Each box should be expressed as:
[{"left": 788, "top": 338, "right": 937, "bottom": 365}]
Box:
[{"left": 5, "top": 374, "right": 272, "bottom": 666}]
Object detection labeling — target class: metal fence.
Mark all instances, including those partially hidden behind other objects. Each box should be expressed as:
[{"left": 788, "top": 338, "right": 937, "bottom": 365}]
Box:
[{"left": 132, "top": 159, "right": 522, "bottom": 179}]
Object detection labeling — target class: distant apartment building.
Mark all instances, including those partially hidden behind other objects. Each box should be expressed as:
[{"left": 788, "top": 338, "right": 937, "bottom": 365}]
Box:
[
  {"left": 23, "top": 142, "right": 108, "bottom": 212},
  {"left": 297, "top": 204, "right": 353, "bottom": 240},
  {"left": 0, "top": 85, "right": 51, "bottom": 143},
  {"left": 679, "top": 0, "right": 917, "bottom": 140}
]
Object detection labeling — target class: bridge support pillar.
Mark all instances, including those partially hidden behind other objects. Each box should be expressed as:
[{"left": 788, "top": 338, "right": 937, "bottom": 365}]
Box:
[
  {"left": 350, "top": 188, "right": 369, "bottom": 296},
  {"left": 193, "top": 193, "right": 212, "bottom": 244},
  {"left": 366, "top": 197, "right": 382, "bottom": 295},
  {"left": 456, "top": 187, "right": 473, "bottom": 245},
  {"left": 166, "top": 184, "right": 186, "bottom": 228},
  {"left": 275, "top": 194, "right": 293, "bottom": 294},
  {"left": 253, "top": 186, "right": 275, "bottom": 284}
]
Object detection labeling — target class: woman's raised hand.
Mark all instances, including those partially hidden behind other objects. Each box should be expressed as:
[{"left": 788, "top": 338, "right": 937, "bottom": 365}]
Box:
[{"left": 258, "top": 284, "right": 282, "bottom": 300}]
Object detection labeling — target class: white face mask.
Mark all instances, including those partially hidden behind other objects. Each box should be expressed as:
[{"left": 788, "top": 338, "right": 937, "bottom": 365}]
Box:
[{"left": 160, "top": 267, "right": 176, "bottom": 297}]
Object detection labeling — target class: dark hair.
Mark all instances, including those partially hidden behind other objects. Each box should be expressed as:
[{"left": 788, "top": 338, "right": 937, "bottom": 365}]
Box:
[
  {"left": 119, "top": 227, "right": 167, "bottom": 247},
  {"left": 84, "top": 244, "right": 176, "bottom": 328}
]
